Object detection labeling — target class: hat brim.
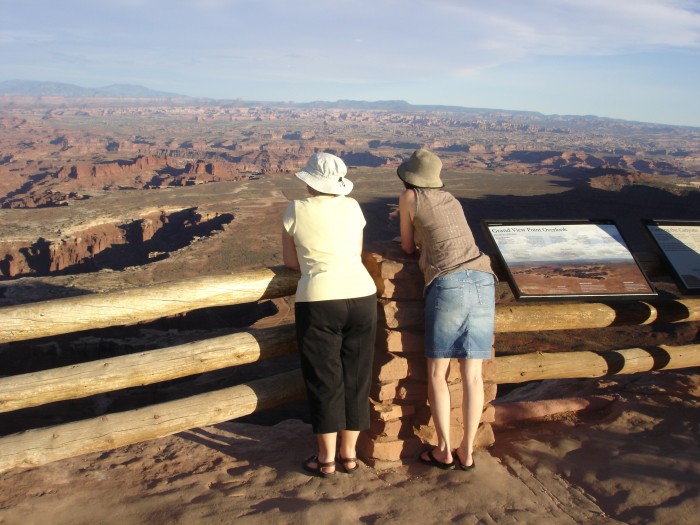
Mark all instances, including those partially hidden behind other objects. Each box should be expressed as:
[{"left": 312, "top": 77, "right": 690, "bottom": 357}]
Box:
[
  {"left": 295, "top": 170, "right": 353, "bottom": 196},
  {"left": 396, "top": 165, "right": 443, "bottom": 189}
]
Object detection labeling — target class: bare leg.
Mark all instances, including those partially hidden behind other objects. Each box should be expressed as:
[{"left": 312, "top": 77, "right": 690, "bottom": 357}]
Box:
[
  {"left": 456, "top": 358, "right": 483, "bottom": 468},
  {"left": 422, "top": 357, "right": 453, "bottom": 464},
  {"left": 314, "top": 432, "right": 337, "bottom": 474},
  {"left": 339, "top": 430, "right": 359, "bottom": 469}
]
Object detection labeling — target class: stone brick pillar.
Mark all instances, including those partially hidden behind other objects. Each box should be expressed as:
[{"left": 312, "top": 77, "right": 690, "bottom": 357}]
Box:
[{"left": 359, "top": 244, "right": 497, "bottom": 469}]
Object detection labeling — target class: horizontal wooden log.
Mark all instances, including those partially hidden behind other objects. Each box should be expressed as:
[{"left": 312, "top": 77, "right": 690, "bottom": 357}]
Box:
[
  {"left": 371, "top": 342, "right": 699, "bottom": 385},
  {"left": 0, "top": 325, "right": 297, "bottom": 413},
  {"left": 0, "top": 266, "right": 299, "bottom": 344},
  {"left": 3, "top": 268, "right": 699, "bottom": 345},
  {"left": 0, "top": 369, "right": 305, "bottom": 473},
  {"left": 381, "top": 299, "right": 700, "bottom": 334},
  {"left": 494, "top": 343, "right": 700, "bottom": 384},
  {"left": 496, "top": 298, "right": 700, "bottom": 332}
]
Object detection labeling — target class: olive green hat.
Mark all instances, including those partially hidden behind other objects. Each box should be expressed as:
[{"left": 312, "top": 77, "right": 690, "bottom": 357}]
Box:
[{"left": 396, "top": 149, "right": 443, "bottom": 188}]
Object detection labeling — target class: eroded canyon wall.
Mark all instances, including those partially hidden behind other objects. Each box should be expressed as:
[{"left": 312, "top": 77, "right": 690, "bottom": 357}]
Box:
[{"left": 0, "top": 208, "right": 234, "bottom": 279}]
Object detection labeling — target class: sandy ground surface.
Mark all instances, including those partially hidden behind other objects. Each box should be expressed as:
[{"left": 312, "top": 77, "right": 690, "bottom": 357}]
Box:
[
  {"left": 1, "top": 369, "right": 697, "bottom": 525},
  {"left": 1, "top": 171, "right": 698, "bottom": 525}
]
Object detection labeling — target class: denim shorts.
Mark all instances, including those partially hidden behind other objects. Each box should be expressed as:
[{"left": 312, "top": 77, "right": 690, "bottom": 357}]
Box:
[{"left": 424, "top": 269, "right": 495, "bottom": 360}]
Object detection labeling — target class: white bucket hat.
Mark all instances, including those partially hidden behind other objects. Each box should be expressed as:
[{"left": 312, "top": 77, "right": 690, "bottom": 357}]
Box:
[{"left": 295, "top": 152, "right": 353, "bottom": 196}]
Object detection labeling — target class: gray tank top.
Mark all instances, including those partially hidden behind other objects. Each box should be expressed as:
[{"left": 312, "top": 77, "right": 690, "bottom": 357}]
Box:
[{"left": 413, "top": 188, "right": 494, "bottom": 291}]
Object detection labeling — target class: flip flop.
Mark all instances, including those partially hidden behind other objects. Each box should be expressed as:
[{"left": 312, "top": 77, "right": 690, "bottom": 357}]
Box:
[
  {"left": 419, "top": 449, "right": 455, "bottom": 470},
  {"left": 453, "top": 449, "right": 476, "bottom": 471},
  {"left": 302, "top": 455, "right": 336, "bottom": 478}
]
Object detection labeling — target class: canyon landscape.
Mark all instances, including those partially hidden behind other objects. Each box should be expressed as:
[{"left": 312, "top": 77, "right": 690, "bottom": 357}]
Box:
[
  {"left": 1, "top": 87, "right": 699, "bottom": 421},
  {"left": 1, "top": 87, "right": 699, "bottom": 524},
  {"left": 2, "top": 87, "right": 699, "bottom": 282}
]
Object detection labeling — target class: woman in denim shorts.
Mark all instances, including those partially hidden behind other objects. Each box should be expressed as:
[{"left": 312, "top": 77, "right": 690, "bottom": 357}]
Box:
[{"left": 397, "top": 149, "right": 496, "bottom": 471}]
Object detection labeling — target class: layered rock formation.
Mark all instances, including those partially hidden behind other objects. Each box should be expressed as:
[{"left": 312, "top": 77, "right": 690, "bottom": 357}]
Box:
[
  {"left": 2, "top": 100, "right": 697, "bottom": 210},
  {"left": 0, "top": 208, "right": 234, "bottom": 279}
]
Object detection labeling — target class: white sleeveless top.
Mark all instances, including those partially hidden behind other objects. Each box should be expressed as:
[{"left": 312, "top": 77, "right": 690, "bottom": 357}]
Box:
[{"left": 283, "top": 195, "right": 377, "bottom": 302}]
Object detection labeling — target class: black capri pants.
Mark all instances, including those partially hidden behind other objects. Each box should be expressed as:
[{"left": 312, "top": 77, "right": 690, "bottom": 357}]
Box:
[{"left": 295, "top": 294, "right": 377, "bottom": 434}]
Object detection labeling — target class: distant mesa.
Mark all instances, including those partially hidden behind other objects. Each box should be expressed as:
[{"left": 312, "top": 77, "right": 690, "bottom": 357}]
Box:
[
  {"left": 0, "top": 80, "right": 643, "bottom": 125},
  {"left": 0, "top": 156, "right": 244, "bottom": 209},
  {"left": 0, "top": 80, "right": 187, "bottom": 99},
  {"left": 0, "top": 86, "right": 698, "bottom": 226}
]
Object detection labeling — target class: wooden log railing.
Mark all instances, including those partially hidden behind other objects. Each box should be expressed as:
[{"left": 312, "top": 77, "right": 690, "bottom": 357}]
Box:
[
  {"left": 494, "top": 299, "right": 700, "bottom": 331},
  {"left": 1, "top": 266, "right": 699, "bottom": 473},
  {"left": 0, "top": 266, "right": 299, "bottom": 344},
  {"left": 1, "top": 272, "right": 698, "bottom": 344},
  {"left": 494, "top": 343, "right": 700, "bottom": 384},
  {"left": 0, "top": 370, "right": 306, "bottom": 474},
  {"left": 2, "top": 341, "right": 698, "bottom": 473},
  {"left": 0, "top": 325, "right": 297, "bottom": 413}
]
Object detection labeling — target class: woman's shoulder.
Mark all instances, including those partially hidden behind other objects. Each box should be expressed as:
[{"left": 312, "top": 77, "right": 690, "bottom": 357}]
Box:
[{"left": 400, "top": 188, "right": 417, "bottom": 203}]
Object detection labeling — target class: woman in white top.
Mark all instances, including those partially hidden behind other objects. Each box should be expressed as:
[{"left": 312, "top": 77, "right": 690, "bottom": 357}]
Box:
[{"left": 282, "top": 152, "right": 377, "bottom": 478}]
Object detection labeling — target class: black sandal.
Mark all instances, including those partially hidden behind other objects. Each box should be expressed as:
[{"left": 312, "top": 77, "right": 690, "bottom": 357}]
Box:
[
  {"left": 419, "top": 449, "right": 455, "bottom": 470},
  {"left": 337, "top": 455, "right": 359, "bottom": 475},
  {"left": 453, "top": 449, "right": 476, "bottom": 471},
  {"left": 303, "top": 455, "right": 336, "bottom": 478}
]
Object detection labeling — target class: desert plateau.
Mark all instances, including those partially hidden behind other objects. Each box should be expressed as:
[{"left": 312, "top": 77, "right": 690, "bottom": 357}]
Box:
[{"left": 1, "top": 92, "right": 699, "bottom": 524}]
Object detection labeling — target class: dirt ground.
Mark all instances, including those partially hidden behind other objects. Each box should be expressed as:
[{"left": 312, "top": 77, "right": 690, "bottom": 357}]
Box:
[
  {"left": 1, "top": 169, "right": 699, "bottom": 524},
  {"left": 0, "top": 369, "right": 697, "bottom": 525}
]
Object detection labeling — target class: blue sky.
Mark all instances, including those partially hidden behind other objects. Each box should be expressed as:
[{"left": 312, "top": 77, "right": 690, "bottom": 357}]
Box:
[{"left": 2, "top": 0, "right": 700, "bottom": 127}]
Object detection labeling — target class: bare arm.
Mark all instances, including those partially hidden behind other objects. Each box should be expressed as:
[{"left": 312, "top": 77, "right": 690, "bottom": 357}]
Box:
[
  {"left": 399, "top": 188, "right": 417, "bottom": 254},
  {"left": 281, "top": 227, "right": 300, "bottom": 271}
]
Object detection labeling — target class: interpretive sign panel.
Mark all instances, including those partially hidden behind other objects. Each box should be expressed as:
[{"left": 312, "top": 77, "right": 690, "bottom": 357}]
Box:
[
  {"left": 644, "top": 220, "right": 700, "bottom": 293},
  {"left": 483, "top": 220, "right": 656, "bottom": 300}
]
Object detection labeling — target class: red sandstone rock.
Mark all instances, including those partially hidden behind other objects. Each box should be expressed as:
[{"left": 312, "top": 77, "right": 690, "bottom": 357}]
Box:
[
  {"left": 385, "top": 329, "right": 424, "bottom": 354},
  {"left": 370, "top": 401, "right": 416, "bottom": 422},
  {"left": 371, "top": 381, "right": 428, "bottom": 403},
  {"left": 483, "top": 356, "right": 497, "bottom": 378},
  {"left": 357, "top": 434, "right": 423, "bottom": 462},
  {"left": 484, "top": 382, "right": 498, "bottom": 404},
  {"left": 375, "top": 354, "right": 409, "bottom": 382},
  {"left": 369, "top": 418, "right": 407, "bottom": 438},
  {"left": 0, "top": 210, "right": 200, "bottom": 279},
  {"left": 379, "top": 259, "right": 423, "bottom": 280},
  {"left": 381, "top": 300, "right": 424, "bottom": 329},
  {"left": 372, "top": 382, "right": 401, "bottom": 402},
  {"left": 493, "top": 395, "right": 615, "bottom": 426},
  {"left": 481, "top": 404, "right": 496, "bottom": 424},
  {"left": 381, "top": 279, "right": 423, "bottom": 300}
]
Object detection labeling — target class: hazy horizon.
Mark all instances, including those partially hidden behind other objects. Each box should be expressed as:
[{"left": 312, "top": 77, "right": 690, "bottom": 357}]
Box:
[
  {"left": 2, "top": 1, "right": 700, "bottom": 127},
  {"left": 3, "top": 78, "right": 700, "bottom": 131}
]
